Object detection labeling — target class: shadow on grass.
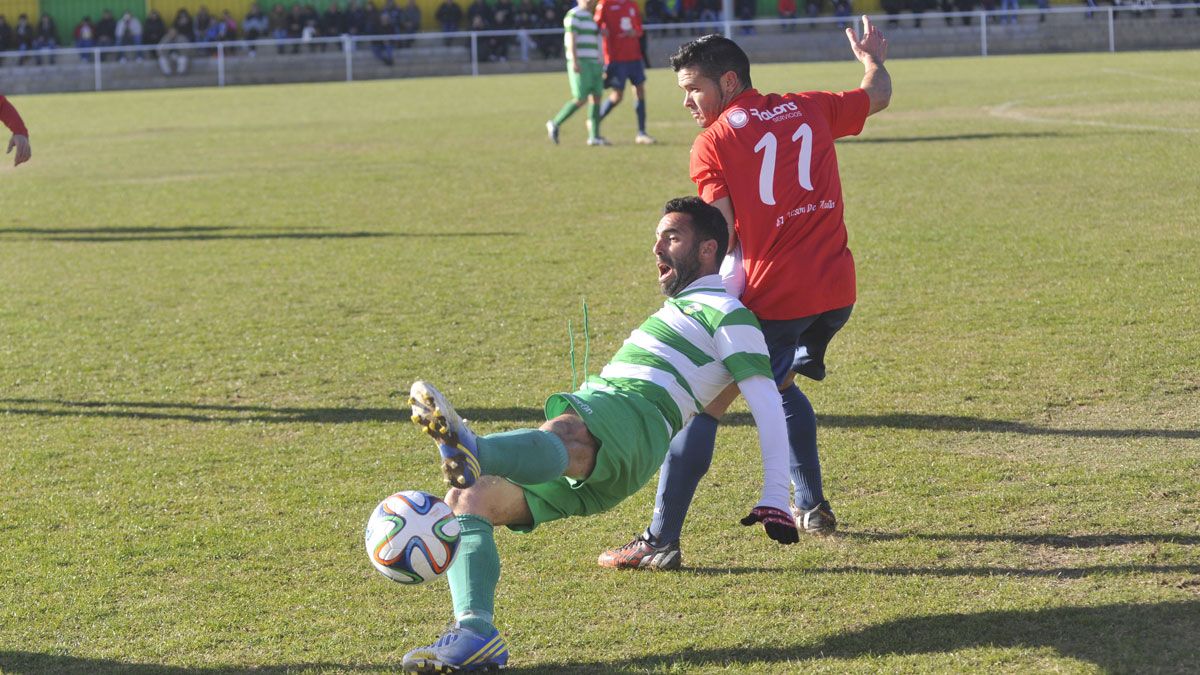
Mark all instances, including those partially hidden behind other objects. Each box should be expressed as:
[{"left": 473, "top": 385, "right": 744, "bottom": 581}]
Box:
[
  {"left": 4, "top": 601, "right": 1195, "bottom": 673},
  {"left": 0, "top": 226, "right": 520, "bottom": 242},
  {"left": 513, "top": 600, "right": 1200, "bottom": 673},
  {"left": 841, "top": 530, "right": 1200, "bottom": 548},
  {"left": 0, "top": 653, "right": 384, "bottom": 674},
  {"left": 0, "top": 398, "right": 557, "bottom": 425},
  {"left": 724, "top": 411, "right": 1200, "bottom": 440}
]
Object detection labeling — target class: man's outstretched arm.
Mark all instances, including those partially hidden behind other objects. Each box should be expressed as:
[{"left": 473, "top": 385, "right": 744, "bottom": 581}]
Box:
[
  {"left": 846, "top": 15, "right": 891, "bottom": 116},
  {"left": 736, "top": 374, "right": 798, "bottom": 544}
]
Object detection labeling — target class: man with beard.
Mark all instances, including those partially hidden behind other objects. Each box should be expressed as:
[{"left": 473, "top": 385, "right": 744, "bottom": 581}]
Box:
[{"left": 399, "top": 197, "right": 796, "bottom": 673}]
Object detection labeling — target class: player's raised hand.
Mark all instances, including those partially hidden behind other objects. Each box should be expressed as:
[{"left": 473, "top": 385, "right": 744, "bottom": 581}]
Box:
[
  {"left": 846, "top": 15, "right": 888, "bottom": 66},
  {"left": 7, "top": 134, "right": 31, "bottom": 167},
  {"left": 740, "top": 505, "right": 799, "bottom": 545}
]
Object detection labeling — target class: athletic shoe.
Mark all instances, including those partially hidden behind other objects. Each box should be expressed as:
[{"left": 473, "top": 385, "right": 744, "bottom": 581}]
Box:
[
  {"left": 409, "top": 381, "right": 481, "bottom": 489},
  {"left": 792, "top": 500, "right": 837, "bottom": 536},
  {"left": 597, "top": 532, "right": 681, "bottom": 570},
  {"left": 545, "top": 120, "right": 558, "bottom": 145},
  {"left": 586, "top": 136, "right": 611, "bottom": 146},
  {"left": 402, "top": 624, "right": 509, "bottom": 672},
  {"left": 634, "top": 132, "right": 657, "bottom": 145}
]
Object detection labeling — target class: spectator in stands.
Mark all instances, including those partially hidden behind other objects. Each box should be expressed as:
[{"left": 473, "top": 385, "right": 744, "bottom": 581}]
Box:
[
  {"left": 35, "top": 13, "right": 58, "bottom": 64},
  {"left": 534, "top": 1, "right": 562, "bottom": 57},
  {"left": 806, "top": 0, "right": 823, "bottom": 22},
  {"left": 210, "top": 10, "right": 238, "bottom": 45},
  {"left": 115, "top": 10, "right": 143, "bottom": 61},
  {"left": 74, "top": 16, "right": 97, "bottom": 62},
  {"left": 268, "top": 4, "right": 288, "bottom": 51},
  {"left": 881, "top": 0, "right": 902, "bottom": 25},
  {"left": 1037, "top": 0, "right": 1048, "bottom": 21},
  {"left": 735, "top": 0, "right": 756, "bottom": 33},
  {"left": 195, "top": 6, "right": 213, "bottom": 41},
  {"left": 14, "top": 14, "right": 34, "bottom": 65},
  {"left": 173, "top": 8, "right": 196, "bottom": 41},
  {"left": 398, "top": 0, "right": 421, "bottom": 46},
  {"left": 834, "top": 0, "right": 852, "bottom": 27},
  {"left": 368, "top": 7, "right": 396, "bottom": 63},
  {"left": 1000, "top": 0, "right": 1018, "bottom": 23},
  {"left": 157, "top": 26, "right": 191, "bottom": 74},
  {"left": 778, "top": 0, "right": 798, "bottom": 30},
  {"left": 321, "top": 1, "right": 345, "bottom": 41},
  {"left": 143, "top": 10, "right": 166, "bottom": 47},
  {"left": 0, "top": 15, "right": 14, "bottom": 64},
  {"left": 954, "top": 0, "right": 975, "bottom": 24},
  {"left": 492, "top": 0, "right": 515, "bottom": 60},
  {"left": 244, "top": 3, "right": 269, "bottom": 53},
  {"left": 908, "top": 0, "right": 933, "bottom": 26},
  {"left": 96, "top": 9, "right": 117, "bottom": 60},
  {"left": 698, "top": 0, "right": 721, "bottom": 31},
  {"left": 346, "top": 0, "right": 368, "bottom": 37},
  {"left": 436, "top": 0, "right": 464, "bottom": 40}
]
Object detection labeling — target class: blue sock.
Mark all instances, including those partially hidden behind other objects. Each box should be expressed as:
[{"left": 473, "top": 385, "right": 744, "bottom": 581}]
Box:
[
  {"left": 781, "top": 384, "right": 825, "bottom": 509},
  {"left": 599, "top": 97, "right": 617, "bottom": 120},
  {"left": 647, "top": 412, "right": 719, "bottom": 546},
  {"left": 635, "top": 99, "right": 646, "bottom": 134}
]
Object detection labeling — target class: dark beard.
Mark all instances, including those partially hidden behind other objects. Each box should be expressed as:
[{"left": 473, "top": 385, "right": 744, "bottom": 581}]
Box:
[{"left": 660, "top": 250, "right": 701, "bottom": 297}]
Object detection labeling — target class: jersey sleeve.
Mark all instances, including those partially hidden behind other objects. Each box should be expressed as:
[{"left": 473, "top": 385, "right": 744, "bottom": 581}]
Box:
[
  {"left": 713, "top": 307, "right": 772, "bottom": 382},
  {"left": 0, "top": 96, "right": 28, "bottom": 137},
  {"left": 689, "top": 132, "right": 729, "bottom": 203},
  {"left": 803, "top": 89, "right": 870, "bottom": 139}
]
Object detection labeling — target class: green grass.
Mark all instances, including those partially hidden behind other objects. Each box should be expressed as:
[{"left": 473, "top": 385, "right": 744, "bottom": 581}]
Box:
[{"left": 2, "top": 50, "right": 1198, "bottom": 673}]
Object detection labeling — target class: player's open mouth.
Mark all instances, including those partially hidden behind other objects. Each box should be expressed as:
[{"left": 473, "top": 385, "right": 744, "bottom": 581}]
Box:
[{"left": 657, "top": 261, "right": 673, "bottom": 281}]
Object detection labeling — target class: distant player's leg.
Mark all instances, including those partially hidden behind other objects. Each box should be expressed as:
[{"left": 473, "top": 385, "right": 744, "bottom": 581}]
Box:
[
  {"left": 548, "top": 64, "right": 589, "bottom": 144},
  {"left": 598, "top": 65, "right": 624, "bottom": 120},
  {"left": 585, "top": 65, "right": 610, "bottom": 145},
  {"left": 631, "top": 65, "right": 655, "bottom": 144}
]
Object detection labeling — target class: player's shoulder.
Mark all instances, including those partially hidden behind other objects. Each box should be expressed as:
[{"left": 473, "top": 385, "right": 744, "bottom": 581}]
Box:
[{"left": 674, "top": 289, "right": 757, "bottom": 327}]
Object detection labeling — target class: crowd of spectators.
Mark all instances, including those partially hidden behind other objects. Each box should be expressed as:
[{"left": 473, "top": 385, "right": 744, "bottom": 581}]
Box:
[{"left": 0, "top": 0, "right": 1192, "bottom": 69}]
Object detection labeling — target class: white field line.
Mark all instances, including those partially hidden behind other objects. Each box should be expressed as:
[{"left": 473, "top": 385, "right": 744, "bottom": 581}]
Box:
[{"left": 988, "top": 91, "right": 1199, "bottom": 135}]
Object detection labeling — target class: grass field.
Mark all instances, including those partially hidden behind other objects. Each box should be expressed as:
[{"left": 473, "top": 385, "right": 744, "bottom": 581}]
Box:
[{"left": 2, "top": 49, "right": 1199, "bottom": 673}]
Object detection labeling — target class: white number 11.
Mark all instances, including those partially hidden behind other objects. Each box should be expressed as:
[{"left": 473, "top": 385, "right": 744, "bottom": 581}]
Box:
[{"left": 752, "top": 123, "right": 814, "bottom": 206}]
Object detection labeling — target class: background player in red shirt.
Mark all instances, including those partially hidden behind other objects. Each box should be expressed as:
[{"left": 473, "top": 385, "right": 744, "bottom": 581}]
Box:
[
  {"left": 594, "top": 0, "right": 655, "bottom": 144},
  {"left": 599, "top": 21, "right": 890, "bottom": 570},
  {"left": 1, "top": 94, "right": 32, "bottom": 167}
]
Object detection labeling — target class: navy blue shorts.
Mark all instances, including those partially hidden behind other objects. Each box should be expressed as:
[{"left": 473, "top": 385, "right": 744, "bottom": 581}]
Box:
[
  {"left": 759, "top": 305, "right": 854, "bottom": 385},
  {"left": 604, "top": 60, "right": 646, "bottom": 89}
]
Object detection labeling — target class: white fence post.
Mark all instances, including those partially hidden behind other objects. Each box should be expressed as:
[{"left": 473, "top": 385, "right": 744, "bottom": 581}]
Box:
[
  {"left": 217, "top": 43, "right": 225, "bottom": 87},
  {"left": 1107, "top": 7, "right": 1116, "bottom": 52},
  {"left": 344, "top": 34, "right": 354, "bottom": 81},
  {"left": 94, "top": 49, "right": 102, "bottom": 90},
  {"left": 470, "top": 32, "right": 479, "bottom": 77},
  {"left": 980, "top": 11, "right": 988, "bottom": 57}
]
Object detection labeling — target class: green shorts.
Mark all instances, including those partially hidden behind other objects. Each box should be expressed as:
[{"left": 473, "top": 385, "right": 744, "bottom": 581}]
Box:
[
  {"left": 509, "top": 384, "right": 671, "bottom": 532},
  {"left": 568, "top": 60, "right": 604, "bottom": 101}
]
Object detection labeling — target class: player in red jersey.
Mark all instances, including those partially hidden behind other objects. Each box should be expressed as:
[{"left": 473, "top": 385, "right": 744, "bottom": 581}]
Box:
[
  {"left": 599, "top": 20, "right": 890, "bottom": 570},
  {"left": 593, "top": 0, "right": 655, "bottom": 144},
  {"left": 1, "top": 94, "right": 32, "bottom": 167}
]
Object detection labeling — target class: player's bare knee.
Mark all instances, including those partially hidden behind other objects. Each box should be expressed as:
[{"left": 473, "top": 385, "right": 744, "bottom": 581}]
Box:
[{"left": 541, "top": 413, "right": 598, "bottom": 479}]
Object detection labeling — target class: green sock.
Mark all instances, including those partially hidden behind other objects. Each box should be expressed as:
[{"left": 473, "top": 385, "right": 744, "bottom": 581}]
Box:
[
  {"left": 588, "top": 102, "right": 601, "bottom": 139},
  {"left": 552, "top": 101, "right": 578, "bottom": 127},
  {"left": 448, "top": 514, "right": 499, "bottom": 634},
  {"left": 476, "top": 429, "right": 568, "bottom": 485}
]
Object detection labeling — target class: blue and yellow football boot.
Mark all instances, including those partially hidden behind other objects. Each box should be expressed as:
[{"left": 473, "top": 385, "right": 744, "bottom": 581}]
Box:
[
  {"left": 402, "top": 624, "right": 509, "bottom": 672},
  {"left": 409, "top": 381, "right": 481, "bottom": 489}
]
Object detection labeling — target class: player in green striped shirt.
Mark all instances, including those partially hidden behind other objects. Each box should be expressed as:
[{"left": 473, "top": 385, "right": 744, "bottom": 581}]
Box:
[
  {"left": 545, "top": 0, "right": 609, "bottom": 146},
  {"left": 400, "top": 197, "right": 796, "bottom": 672}
]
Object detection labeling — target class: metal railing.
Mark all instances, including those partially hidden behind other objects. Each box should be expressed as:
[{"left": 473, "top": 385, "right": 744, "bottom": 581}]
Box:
[{"left": 0, "top": 3, "right": 1196, "bottom": 92}]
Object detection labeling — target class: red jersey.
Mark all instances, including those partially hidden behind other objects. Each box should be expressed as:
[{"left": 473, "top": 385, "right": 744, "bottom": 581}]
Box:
[
  {"left": 0, "top": 95, "right": 28, "bottom": 137},
  {"left": 690, "top": 87, "right": 870, "bottom": 320},
  {"left": 594, "top": 0, "right": 643, "bottom": 64}
]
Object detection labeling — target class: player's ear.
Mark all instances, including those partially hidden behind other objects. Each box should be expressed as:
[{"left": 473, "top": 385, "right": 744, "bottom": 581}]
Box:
[{"left": 720, "top": 71, "right": 738, "bottom": 96}]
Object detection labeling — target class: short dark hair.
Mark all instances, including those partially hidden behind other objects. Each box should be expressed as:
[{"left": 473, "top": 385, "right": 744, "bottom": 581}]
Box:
[
  {"left": 669, "top": 34, "right": 752, "bottom": 90},
  {"left": 663, "top": 196, "right": 728, "bottom": 261}
]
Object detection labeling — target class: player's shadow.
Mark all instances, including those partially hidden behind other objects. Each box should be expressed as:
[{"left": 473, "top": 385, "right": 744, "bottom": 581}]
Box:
[
  {"left": 0, "top": 653, "right": 385, "bottom": 674},
  {"left": 723, "top": 411, "right": 1200, "bottom": 440},
  {"left": 0, "top": 226, "right": 520, "bottom": 242},
  {"left": 515, "top": 600, "right": 1200, "bottom": 674},
  {"left": 840, "top": 530, "right": 1200, "bottom": 548},
  {"left": 0, "top": 398, "right": 549, "bottom": 425}
]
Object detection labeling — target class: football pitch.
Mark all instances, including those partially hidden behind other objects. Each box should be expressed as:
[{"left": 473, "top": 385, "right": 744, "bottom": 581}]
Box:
[{"left": 2, "top": 49, "right": 1199, "bottom": 673}]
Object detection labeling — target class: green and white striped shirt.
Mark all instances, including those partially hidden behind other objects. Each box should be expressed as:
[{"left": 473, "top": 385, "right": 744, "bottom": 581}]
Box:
[
  {"left": 590, "top": 274, "right": 773, "bottom": 438},
  {"left": 563, "top": 6, "right": 600, "bottom": 64}
]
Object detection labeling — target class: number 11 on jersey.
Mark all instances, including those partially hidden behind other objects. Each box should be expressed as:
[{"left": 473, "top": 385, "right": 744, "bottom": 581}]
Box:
[{"left": 752, "top": 123, "right": 814, "bottom": 206}]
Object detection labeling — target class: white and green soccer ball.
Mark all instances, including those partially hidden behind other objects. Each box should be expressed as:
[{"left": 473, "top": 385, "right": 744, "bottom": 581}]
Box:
[{"left": 364, "top": 490, "right": 461, "bottom": 585}]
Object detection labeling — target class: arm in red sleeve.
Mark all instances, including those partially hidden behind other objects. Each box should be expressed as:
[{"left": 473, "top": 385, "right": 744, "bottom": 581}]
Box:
[{"left": 0, "top": 96, "right": 29, "bottom": 137}]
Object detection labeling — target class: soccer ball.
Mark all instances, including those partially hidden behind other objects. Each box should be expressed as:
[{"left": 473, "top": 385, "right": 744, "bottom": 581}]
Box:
[{"left": 364, "top": 490, "right": 461, "bottom": 585}]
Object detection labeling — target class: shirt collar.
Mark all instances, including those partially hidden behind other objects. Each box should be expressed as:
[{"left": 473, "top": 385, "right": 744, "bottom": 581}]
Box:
[{"left": 673, "top": 273, "right": 725, "bottom": 298}]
